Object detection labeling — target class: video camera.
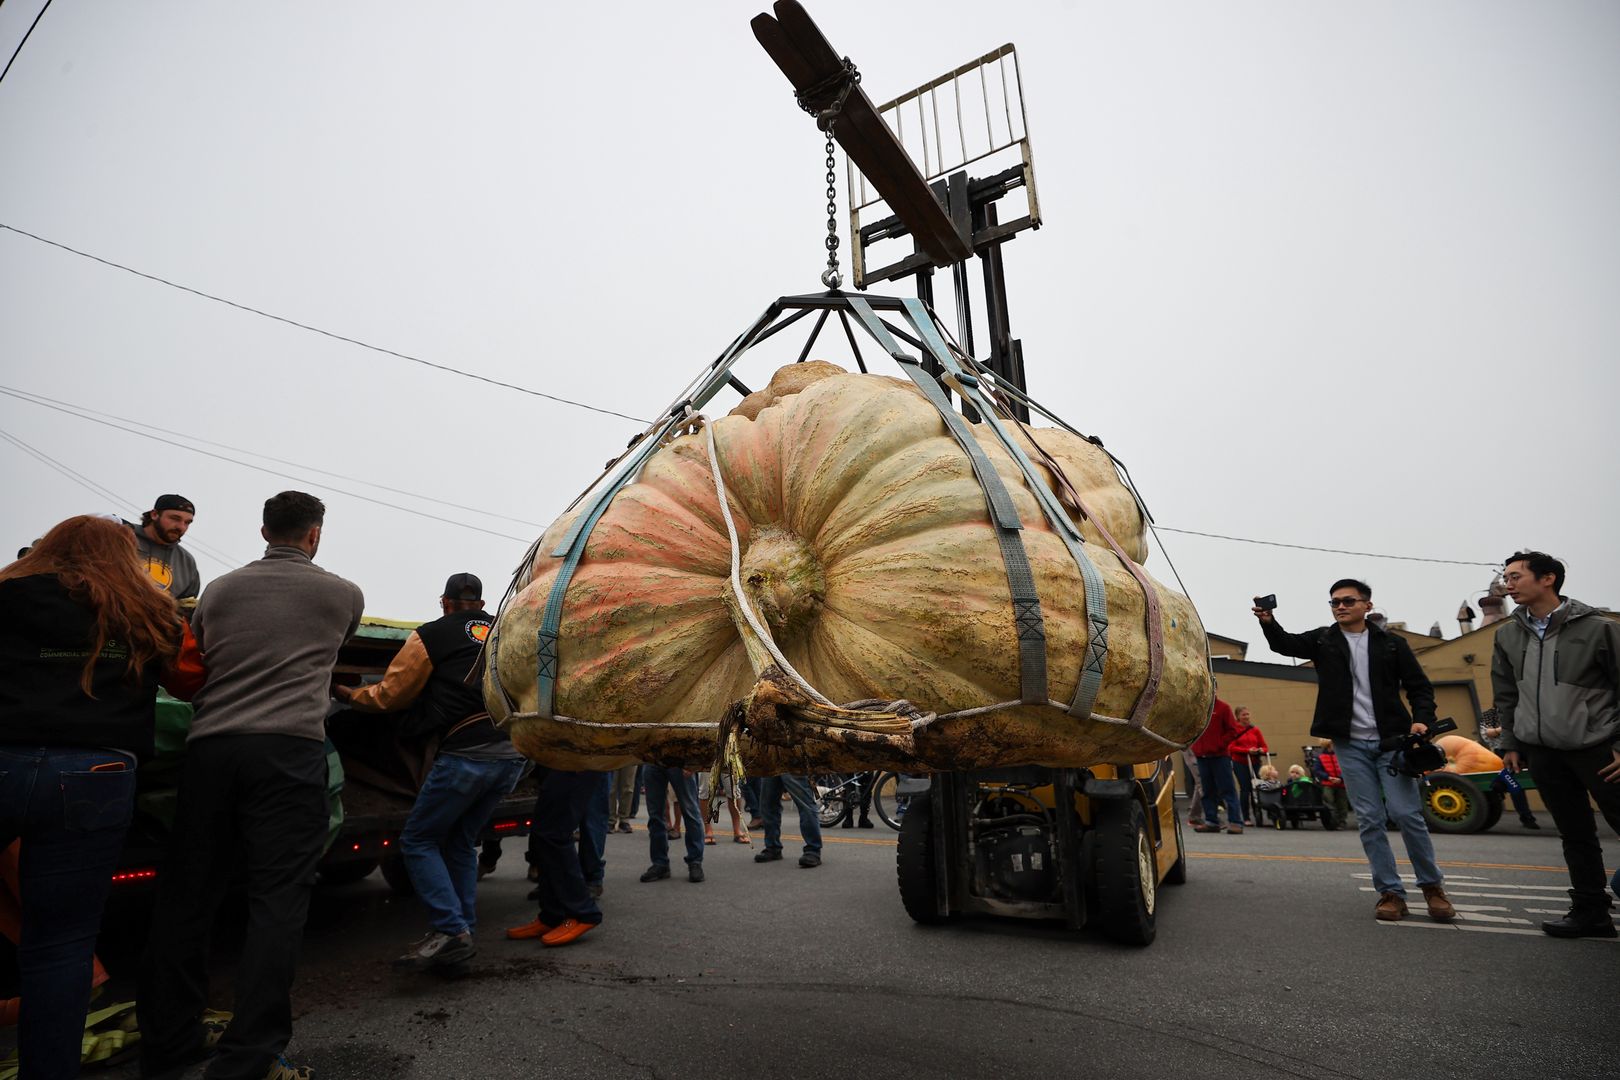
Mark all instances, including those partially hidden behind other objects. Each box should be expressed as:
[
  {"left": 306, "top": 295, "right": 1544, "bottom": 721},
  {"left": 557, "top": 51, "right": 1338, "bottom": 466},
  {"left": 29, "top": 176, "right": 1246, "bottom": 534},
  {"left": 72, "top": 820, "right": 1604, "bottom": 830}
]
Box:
[{"left": 1380, "top": 716, "right": 1457, "bottom": 777}]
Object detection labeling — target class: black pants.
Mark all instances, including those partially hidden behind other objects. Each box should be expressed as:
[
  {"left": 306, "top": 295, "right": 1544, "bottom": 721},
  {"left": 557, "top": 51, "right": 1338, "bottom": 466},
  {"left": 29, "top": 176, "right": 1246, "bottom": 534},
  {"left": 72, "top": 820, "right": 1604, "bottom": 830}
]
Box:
[
  {"left": 528, "top": 768, "right": 602, "bottom": 927},
  {"left": 139, "top": 734, "right": 329, "bottom": 1080},
  {"left": 1524, "top": 742, "right": 1620, "bottom": 905},
  {"left": 835, "top": 772, "right": 875, "bottom": 825}
]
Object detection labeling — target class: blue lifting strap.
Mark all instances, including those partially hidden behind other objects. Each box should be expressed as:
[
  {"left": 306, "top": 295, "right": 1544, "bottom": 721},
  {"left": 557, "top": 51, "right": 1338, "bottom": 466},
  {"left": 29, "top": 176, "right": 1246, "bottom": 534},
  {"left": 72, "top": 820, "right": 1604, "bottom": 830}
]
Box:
[
  {"left": 847, "top": 297, "right": 1047, "bottom": 706},
  {"left": 899, "top": 298, "right": 1110, "bottom": 720}
]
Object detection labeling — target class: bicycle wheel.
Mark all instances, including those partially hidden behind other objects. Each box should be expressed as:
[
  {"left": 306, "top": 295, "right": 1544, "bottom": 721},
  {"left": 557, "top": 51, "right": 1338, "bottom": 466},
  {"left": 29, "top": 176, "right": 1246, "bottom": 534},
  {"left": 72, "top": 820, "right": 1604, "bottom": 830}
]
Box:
[
  {"left": 872, "top": 771, "right": 907, "bottom": 831},
  {"left": 814, "top": 773, "right": 849, "bottom": 827}
]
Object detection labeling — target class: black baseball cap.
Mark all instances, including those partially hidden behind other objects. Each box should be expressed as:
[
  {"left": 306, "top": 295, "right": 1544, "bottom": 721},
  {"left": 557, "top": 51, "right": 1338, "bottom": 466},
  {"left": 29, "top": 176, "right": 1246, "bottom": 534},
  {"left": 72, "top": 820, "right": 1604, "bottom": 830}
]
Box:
[
  {"left": 154, "top": 494, "right": 195, "bottom": 515},
  {"left": 442, "top": 573, "right": 483, "bottom": 601}
]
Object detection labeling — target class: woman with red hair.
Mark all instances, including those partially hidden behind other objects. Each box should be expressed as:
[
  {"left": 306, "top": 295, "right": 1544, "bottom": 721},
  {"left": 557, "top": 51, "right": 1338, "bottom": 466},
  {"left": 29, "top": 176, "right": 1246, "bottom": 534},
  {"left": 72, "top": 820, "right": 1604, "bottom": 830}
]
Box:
[{"left": 0, "top": 515, "right": 202, "bottom": 1079}]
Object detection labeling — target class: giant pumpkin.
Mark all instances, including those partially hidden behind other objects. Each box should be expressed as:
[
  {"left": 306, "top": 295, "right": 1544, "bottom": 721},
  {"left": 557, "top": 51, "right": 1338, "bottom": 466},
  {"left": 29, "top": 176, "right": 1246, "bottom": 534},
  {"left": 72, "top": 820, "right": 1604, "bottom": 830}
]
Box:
[{"left": 486, "top": 361, "right": 1212, "bottom": 772}]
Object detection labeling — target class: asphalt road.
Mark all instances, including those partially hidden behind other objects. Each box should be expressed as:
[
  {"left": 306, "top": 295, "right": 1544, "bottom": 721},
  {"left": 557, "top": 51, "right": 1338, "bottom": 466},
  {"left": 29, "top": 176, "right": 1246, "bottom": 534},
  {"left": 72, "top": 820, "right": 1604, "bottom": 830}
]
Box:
[{"left": 36, "top": 807, "right": 1620, "bottom": 1079}]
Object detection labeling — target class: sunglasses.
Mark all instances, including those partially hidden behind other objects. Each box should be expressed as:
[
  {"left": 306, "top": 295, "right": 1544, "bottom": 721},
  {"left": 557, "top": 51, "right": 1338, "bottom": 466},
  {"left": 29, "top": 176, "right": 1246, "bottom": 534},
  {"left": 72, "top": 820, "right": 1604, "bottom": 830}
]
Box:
[{"left": 1328, "top": 597, "right": 1365, "bottom": 608}]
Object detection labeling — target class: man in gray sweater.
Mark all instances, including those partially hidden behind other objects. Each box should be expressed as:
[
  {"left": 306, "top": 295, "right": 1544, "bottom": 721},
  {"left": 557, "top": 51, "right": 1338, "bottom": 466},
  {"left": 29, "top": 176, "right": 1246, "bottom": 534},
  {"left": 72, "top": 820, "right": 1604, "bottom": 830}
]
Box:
[
  {"left": 1493, "top": 550, "right": 1620, "bottom": 939},
  {"left": 140, "top": 492, "right": 364, "bottom": 1080}
]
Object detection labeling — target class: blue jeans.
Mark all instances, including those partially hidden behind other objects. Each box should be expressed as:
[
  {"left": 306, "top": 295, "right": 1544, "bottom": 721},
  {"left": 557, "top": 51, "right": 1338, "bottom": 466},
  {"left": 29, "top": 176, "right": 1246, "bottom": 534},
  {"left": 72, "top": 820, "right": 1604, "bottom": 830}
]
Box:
[
  {"left": 643, "top": 765, "right": 704, "bottom": 867},
  {"left": 1196, "top": 756, "right": 1243, "bottom": 826},
  {"left": 578, "top": 771, "right": 611, "bottom": 886},
  {"left": 1335, "top": 737, "right": 1443, "bottom": 896},
  {"left": 0, "top": 745, "right": 137, "bottom": 1080},
  {"left": 761, "top": 775, "right": 822, "bottom": 855},
  {"left": 742, "top": 776, "right": 763, "bottom": 818},
  {"left": 529, "top": 768, "right": 602, "bottom": 926},
  {"left": 401, "top": 754, "right": 525, "bottom": 936}
]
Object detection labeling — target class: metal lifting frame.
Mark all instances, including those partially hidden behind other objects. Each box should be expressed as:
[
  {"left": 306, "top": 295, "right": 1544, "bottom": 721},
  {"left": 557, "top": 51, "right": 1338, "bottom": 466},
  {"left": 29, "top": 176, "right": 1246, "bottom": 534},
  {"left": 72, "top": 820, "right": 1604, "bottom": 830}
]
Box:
[{"left": 498, "top": 290, "right": 1129, "bottom": 728}]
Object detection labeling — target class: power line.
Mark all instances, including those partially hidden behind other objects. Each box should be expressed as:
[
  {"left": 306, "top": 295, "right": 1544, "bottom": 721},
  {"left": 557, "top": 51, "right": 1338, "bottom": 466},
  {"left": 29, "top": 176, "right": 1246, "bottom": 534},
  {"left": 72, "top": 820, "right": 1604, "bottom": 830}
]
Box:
[
  {"left": 0, "top": 0, "right": 54, "bottom": 88},
  {"left": 1154, "top": 526, "right": 1497, "bottom": 568},
  {"left": 0, "top": 392, "right": 534, "bottom": 543},
  {"left": 0, "top": 223, "right": 653, "bottom": 425},
  {"left": 0, "top": 384, "right": 548, "bottom": 529},
  {"left": 0, "top": 425, "right": 244, "bottom": 570}
]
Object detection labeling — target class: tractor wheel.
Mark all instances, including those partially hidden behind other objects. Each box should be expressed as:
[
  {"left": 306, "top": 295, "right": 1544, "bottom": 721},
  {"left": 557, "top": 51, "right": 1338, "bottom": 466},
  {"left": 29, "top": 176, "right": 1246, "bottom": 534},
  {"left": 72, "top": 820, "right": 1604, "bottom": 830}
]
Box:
[
  {"left": 1422, "top": 774, "right": 1488, "bottom": 834},
  {"left": 1091, "top": 799, "right": 1157, "bottom": 946},
  {"left": 380, "top": 851, "right": 415, "bottom": 896},
  {"left": 896, "top": 797, "right": 946, "bottom": 925},
  {"left": 1482, "top": 790, "right": 1505, "bottom": 831}
]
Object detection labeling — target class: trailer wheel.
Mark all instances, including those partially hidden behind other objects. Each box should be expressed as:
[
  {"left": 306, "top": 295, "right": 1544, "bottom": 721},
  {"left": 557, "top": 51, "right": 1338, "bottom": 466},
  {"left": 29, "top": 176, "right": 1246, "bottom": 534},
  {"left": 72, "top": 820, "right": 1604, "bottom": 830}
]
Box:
[
  {"left": 1091, "top": 799, "right": 1157, "bottom": 946},
  {"left": 896, "top": 798, "right": 946, "bottom": 925},
  {"left": 1422, "top": 774, "right": 1488, "bottom": 834},
  {"left": 1163, "top": 810, "right": 1187, "bottom": 886},
  {"left": 380, "top": 851, "right": 415, "bottom": 896},
  {"left": 316, "top": 858, "right": 378, "bottom": 886}
]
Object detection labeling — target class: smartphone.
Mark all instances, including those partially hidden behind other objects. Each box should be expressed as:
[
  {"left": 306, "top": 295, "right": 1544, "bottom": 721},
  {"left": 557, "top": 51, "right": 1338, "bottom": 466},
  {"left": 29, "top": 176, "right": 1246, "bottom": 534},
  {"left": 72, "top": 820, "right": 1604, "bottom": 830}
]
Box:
[{"left": 1254, "top": 594, "right": 1277, "bottom": 611}]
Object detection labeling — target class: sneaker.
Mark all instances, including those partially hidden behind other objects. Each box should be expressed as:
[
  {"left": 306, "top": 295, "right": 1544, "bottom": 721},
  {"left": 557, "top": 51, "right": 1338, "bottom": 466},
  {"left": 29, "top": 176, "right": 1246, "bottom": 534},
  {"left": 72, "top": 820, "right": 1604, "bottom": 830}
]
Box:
[
  {"left": 747, "top": 818, "right": 764, "bottom": 830},
  {"left": 858, "top": 817, "right": 874, "bottom": 829},
  {"left": 617, "top": 821, "right": 634, "bottom": 834},
  {"left": 754, "top": 849, "right": 783, "bottom": 863},
  {"left": 689, "top": 863, "right": 705, "bottom": 883},
  {"left": 540, "top": 918, "right": 596, "bottom": 947},
  {"left": 1193, "top": 824, "right": 1222, "bottom": 834},
  {"left": 1374, "top": 892, "right": 1408, "bottom": 922},
  {"left": 1520, "top": 817, "right": 1541, "bottom": 830},
  {"left": 505, "top": 917, "right": 554, "bottom": 941},
  {"left": 1225, "top": 825, "right": 1243, "bottom": 835},
  {"left": 264, "top": 1056, "right": 314, "bottom": 1080},
  {"left": 639, "top": 864, "right": 671, "bottom": 882},
  {"left": 798, "top": 852, "right": 821, "bottom": 869},
  {"left": 393, "top": 930, "right": 474, "bottom": 971},
  {"left": 1420, "top": 884, "right": 1456, "bottom": 922}
]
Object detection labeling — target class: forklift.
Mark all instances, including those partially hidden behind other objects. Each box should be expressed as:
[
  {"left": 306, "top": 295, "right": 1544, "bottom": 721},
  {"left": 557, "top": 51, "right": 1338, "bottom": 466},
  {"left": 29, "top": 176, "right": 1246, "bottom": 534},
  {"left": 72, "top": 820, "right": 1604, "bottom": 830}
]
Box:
[{"left": 751, "top": 3, "right": 1195, "bottom": 945}]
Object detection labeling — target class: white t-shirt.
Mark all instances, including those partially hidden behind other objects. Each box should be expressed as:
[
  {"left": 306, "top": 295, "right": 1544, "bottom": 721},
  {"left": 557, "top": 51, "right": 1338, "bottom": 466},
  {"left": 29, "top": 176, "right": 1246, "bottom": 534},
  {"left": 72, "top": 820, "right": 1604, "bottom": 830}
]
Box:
[{"left": 1341, "top": 628, "right": 1378, "bottom": 739}]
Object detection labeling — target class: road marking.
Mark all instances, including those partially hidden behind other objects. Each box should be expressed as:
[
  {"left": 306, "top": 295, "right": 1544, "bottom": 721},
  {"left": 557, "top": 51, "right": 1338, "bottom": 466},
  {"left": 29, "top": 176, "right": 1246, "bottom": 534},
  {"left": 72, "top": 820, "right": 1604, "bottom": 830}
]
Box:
[
  {"left": 1360, "top": 885, "right": 1575, "bottom": 902},
  {"left": 1351, "top": 873, "right": 1571, "bottom": 892},
  {"left": 1193, "top": 852, "right": 1578, "bottom": 873}
]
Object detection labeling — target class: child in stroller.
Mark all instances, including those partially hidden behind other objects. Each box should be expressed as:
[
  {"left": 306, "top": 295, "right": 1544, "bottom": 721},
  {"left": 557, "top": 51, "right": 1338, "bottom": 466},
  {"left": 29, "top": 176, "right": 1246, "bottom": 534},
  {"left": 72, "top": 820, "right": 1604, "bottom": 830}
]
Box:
[
  {"left": 1278, "top": 765, "right": 1340, "bottom": 830},
  {"left": 1254, "top": 765, "right": 1287, "bottom": 829}
]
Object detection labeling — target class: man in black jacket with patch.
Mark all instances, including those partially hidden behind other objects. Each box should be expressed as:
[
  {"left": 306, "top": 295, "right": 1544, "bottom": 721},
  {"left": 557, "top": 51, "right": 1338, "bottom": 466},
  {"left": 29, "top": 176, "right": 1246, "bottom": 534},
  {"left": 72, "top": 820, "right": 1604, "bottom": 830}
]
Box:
[
  {"left": 1254, "top": 579, "right": 1455, "bottom": 924},
  {"left": 336, "top": 573, "right": 526, "bottom": 971}
]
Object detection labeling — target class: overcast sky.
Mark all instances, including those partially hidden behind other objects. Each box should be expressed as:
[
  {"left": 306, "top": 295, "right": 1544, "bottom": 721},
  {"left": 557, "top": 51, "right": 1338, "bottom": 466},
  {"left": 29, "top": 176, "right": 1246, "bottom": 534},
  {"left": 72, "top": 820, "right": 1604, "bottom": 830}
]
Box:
[{"left": 2, "top": 1, "right": 1615, "bottom": 668}]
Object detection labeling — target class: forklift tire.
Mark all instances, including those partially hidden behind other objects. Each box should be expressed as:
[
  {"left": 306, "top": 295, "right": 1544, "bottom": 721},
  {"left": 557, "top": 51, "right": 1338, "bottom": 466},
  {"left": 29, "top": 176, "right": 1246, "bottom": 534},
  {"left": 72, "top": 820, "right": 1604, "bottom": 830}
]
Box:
[
  {"left": 380, "top": 851, "right": 415, "bottom": 896},
  {"left": 1091, "top": 798, "right": 1157, "bottom": 946},
  {"left": 896, "top": 798, "right": 947, "bottom": 925},
  {"left": 1164, "top": 811, "right": 1187, "bottom": 886},
  {"left": 316, "top": 858, "right": 378, "bottom": 886}
]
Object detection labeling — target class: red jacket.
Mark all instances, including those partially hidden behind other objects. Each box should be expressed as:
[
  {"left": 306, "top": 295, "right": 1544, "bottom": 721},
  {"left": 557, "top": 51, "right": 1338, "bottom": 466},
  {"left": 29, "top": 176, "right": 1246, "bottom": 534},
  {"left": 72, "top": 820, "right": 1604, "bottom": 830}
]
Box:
[
  {"left": 1227, "top": 724, "right": 1269, "bottom": 762},
  {"left": 1191, "top": 699, "right": 1240, "bottom": 757}
]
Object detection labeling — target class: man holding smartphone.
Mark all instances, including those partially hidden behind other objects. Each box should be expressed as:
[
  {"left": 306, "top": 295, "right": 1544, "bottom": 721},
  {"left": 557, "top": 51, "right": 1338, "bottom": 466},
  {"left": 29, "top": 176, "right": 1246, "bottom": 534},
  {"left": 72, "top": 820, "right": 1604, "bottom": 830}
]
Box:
[{"left": 1252, "top": 580, "right": 1454, "bottom": 923}]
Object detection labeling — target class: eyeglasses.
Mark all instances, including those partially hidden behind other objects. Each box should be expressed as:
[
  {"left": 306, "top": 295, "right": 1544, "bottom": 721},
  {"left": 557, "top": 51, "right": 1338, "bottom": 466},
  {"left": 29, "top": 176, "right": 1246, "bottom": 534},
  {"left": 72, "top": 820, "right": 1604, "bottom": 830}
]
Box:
[{"left": 1328, "top": 597, "right": 1364, "bottom": 608}]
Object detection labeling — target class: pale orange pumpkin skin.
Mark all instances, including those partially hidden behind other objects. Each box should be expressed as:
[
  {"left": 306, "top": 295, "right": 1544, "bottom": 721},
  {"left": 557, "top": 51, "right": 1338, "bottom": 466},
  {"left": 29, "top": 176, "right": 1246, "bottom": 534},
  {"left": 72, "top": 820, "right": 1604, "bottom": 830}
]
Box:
[{"left": 487, "top": 363, "right": 1212, "bottom": 772}]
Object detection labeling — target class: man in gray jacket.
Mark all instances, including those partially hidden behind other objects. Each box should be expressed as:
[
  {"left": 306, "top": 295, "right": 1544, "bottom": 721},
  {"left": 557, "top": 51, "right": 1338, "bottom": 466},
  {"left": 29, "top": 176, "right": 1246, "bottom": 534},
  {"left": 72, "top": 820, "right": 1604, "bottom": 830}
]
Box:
[
  {"left": 1493, "top": 550, "right": 1620, "bottom": 939},
  {"left": 140, "top": 492, "right": 365, "bottom": 1080}
]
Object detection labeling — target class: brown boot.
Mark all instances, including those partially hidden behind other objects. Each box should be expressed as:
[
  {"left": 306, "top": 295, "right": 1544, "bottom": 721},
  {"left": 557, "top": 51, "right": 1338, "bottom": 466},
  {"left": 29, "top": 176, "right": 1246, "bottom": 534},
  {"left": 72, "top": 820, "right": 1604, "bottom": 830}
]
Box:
[
  {"left": 1375, "top": 892, "right": 1408, "bottom": 921},
  {"left": 1225, "top": 824, "right": 1243, "bottom": 834},
  {"left": 1421, "top": 884, "right": 1456, "bottom": 922}
]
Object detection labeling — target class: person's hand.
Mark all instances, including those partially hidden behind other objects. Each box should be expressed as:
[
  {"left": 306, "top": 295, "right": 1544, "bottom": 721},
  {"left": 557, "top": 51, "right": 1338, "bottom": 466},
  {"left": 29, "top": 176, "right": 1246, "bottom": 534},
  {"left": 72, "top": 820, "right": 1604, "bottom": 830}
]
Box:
[
  {"left": 1482, "top": 725, "right": 1502, "bottom": 739},
  {"left": 333, "top": 683, "right": 353, "bottom": 703},
  {"left": 1598, "top": 747, "right": 1620, "bottom": 784},
  {"left": 1503, "top": 750, "right": 1522, "bottom": 774},
  {"left": 1252, "top": 606, "right": 1274, "bottom": 624},
  {"left": 1410, "top": 722, "right": 1428, "bottom": 736}
]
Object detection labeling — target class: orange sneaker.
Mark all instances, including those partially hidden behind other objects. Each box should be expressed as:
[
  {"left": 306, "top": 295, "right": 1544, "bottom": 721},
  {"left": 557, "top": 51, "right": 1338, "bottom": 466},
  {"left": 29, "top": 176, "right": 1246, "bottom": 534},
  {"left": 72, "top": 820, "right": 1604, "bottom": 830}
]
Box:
[
  {"left": 505, "top": 917, "right": 555, "bottom": 940},
  {"left": 540, "top": 919, "right": 596, "bottom": 947}
]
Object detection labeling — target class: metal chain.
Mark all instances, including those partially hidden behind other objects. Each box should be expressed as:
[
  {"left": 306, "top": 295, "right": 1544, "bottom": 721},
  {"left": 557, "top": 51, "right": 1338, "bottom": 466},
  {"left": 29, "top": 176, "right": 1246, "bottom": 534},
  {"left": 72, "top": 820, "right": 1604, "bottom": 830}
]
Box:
[
  {"left": 795, "top": 57, "right": 859, "bottom": 291},
  {"left": 820, "top": 130, "right": 842, "bottom": 289}
]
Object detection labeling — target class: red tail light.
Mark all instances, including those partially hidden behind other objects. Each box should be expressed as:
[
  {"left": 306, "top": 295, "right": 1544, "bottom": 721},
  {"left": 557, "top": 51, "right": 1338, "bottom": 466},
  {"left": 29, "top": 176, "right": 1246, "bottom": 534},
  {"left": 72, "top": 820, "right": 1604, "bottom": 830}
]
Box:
[{"left": 112, "top": 868, "right": 158, "bottom": 884}]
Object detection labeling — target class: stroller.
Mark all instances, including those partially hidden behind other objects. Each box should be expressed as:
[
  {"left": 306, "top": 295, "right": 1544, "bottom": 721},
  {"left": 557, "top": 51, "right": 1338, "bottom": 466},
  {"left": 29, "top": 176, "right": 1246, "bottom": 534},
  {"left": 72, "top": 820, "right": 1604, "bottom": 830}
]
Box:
[
  {"left": 1279, "top": 775, "right": 1341, "bottom": 830},
  {"left": 1254, "top": 779, "right": 1288, "bottom": 829}
]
